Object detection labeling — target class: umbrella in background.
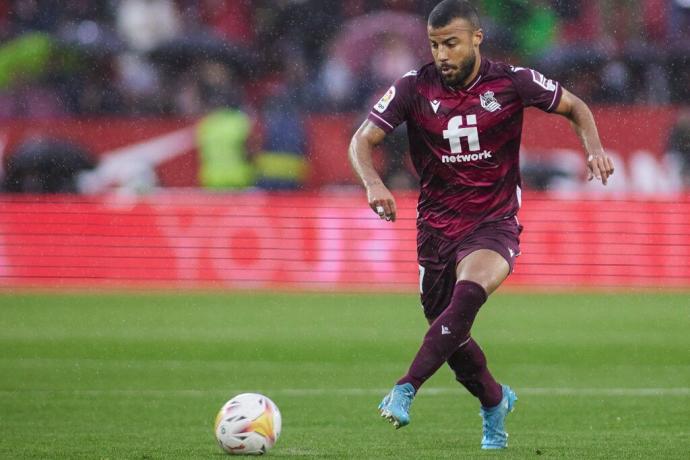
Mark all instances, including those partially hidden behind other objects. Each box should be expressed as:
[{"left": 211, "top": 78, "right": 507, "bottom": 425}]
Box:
[
  {"left": 328, "top": 11, "right": 430, "bottom": 75},
  {"left": 2, "top": 137, "right": 95, "bottom": 194},
  {"left": 148, "top": 33, "right": 256, "bottom": 78}
]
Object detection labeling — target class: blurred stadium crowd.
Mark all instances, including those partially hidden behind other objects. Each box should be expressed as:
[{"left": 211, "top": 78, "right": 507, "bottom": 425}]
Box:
[
  {"left": 1, "top": 0, "right": 689, "bottom": 118},
  {"left": 0, "top": 0, "right": 689, "bottom": 193}
]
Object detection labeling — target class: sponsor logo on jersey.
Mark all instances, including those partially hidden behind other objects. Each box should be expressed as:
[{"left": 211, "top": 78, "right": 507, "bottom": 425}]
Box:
[
  {"left": 441, "top": 150, "right": 493, "bottom": 164},
  {"left": 374, "top": 86, "right": 396, "bottom": 113},
  {"left": 530, "top": 69, "right": 556, "bottom": 91},
  {"left": 510, "top": 66, "right": 556, "bottom": 92},
  {"left": 480, "top": 90, "right": 501, "bottom": 112},
  {"left": 443, "top": 115, "right": 480, "bottom": 153},
  {"left": 442, "top": 115, "right": 495, "bottom": 165},
  {"left": 430, "top": 99, "right": 441, "bottom": 113}
]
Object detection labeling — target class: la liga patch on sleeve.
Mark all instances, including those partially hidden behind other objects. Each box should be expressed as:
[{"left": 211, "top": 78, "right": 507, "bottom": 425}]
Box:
[{"left": 374, "top": 86, "right": 396, "bottom": 113}]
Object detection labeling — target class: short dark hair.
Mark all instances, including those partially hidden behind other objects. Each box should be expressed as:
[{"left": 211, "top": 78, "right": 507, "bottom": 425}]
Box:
[{"left": 428, "top": 0, "right": 481, "bottom": 29}]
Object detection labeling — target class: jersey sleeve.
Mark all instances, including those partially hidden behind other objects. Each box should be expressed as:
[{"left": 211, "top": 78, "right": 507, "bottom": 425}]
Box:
[
  {"left": 508, "top": 66, "right": 563, "bottom": 112},
  {"left": 366, "top": 71, "right": 416, "bottom": 133}
]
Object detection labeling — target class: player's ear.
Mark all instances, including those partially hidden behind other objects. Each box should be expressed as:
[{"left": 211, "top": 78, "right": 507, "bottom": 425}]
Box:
[{"left": 473, "top": 29, "right": 483, "bottom": 47}]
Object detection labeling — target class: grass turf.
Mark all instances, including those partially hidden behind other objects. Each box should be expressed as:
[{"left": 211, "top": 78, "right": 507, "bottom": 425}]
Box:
[{"left": 0, "top": 290, "right": 688, "bottom": 459}]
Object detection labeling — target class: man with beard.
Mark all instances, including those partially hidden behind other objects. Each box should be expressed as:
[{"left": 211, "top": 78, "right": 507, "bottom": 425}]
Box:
[{"left": 348, "top": 0, "right": 614, "bottom": 450}]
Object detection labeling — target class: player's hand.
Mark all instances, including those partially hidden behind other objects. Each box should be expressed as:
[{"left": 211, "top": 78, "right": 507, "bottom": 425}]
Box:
[
  {"left": 366, "top": 182, "right": 397, "bottom": 222},
  {"left": 587, "top": 151, "right": 615, "bottom": 185}
]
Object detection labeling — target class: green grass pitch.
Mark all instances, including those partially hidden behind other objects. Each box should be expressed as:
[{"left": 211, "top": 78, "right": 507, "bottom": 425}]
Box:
[{"left": 1, "top": 290, "right": 689, "bottom": 459}]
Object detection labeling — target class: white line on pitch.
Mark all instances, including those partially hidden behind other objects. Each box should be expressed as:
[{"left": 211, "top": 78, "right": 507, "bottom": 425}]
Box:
[
  {"left": 1, "top": 387, "right": 689, "bottom": 397},
  {"left": 277, "top": 387, "right": 690, "bottom": 397}
]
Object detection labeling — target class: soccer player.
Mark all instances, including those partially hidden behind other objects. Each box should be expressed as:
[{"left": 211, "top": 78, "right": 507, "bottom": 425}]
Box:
[{"left": 348, "top": 0, "right": 614, "bottom": 450}]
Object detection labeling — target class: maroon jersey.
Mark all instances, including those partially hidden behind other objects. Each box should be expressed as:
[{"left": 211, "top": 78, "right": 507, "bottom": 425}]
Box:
[{"left": 367, "top": 58, "right": 563, "bottom": 240}]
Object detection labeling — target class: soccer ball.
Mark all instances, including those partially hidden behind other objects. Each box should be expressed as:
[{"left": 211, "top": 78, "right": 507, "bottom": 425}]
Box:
[{"left": 214, "top": 393, "right": 282, "bottom": 455}]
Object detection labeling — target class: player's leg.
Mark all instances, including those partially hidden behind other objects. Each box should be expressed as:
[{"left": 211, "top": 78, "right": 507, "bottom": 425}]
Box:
[
  {"left": 379, "top": 228, "right": 516, "bottom": 430},
  {"left": 379, "top": 235, "right": 512, "bottom": 428},
  {"left": 446, "top": 337, "right": 501, "bottom": 406},
  {"left": 378, "top": 231, "right": 456, "bottom": 428},
  {"left": 445, "top": 248, "right": 509, "bottom": 406},
  {"left": 447, "top": 335, "right": 517, "bottom": 449},
  {"left": 449, "top": 248, "right": 517, "bottom": 449},
  {"left": 397, "top": 249, "right": 509, "bottom": 392}
]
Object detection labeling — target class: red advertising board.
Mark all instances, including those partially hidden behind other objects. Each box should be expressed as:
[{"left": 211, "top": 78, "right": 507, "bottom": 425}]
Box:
[
  {"left": 1, "top": 192, "right": 688, "bottom": 291},
  {"left": 0, "top": 107, "right": 683, "bottom": 190}
]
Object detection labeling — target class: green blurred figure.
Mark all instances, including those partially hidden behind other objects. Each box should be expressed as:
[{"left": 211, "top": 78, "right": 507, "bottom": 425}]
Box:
[
  {"left": 196, "top": 108, "right": 255, "bottom": 189},
  {"left": 190, "top": 61, "right": 255, "bottom": 189},
  {"left": 479, "top": 0, "right": 556, "bottom": 60},
  {"left": 0, "top": 33, "right": 53, "bottom": 90}
]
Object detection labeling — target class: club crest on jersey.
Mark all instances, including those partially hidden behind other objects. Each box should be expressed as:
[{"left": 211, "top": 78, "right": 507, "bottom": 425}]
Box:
[
  {"left": 374, "top": 86, "right": 396, "bottom": 113},
  {"left": 480, "top": 91, "right": 501, "bottom": 112}
]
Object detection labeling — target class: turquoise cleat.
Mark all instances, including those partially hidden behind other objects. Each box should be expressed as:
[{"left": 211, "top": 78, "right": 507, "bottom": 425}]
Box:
[
  {"left": 378, "top": 383, "right": 416, "bottom": 429},
  {"left": 480, "top": 384, "right": 518, "bottom": 449}
]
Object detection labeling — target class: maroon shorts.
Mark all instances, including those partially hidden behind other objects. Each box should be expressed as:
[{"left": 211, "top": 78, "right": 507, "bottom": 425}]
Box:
[{"left": 417, "top": 218, "right": 522, "bottom": 320}]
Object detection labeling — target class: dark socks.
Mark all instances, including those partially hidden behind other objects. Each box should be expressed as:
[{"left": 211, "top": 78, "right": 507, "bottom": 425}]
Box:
[
  {"left": 398, "top": 280, "right": 489, "bottom": 390},
  {"left": 447, "top": 337, "right": 502, "bottom": 407}
]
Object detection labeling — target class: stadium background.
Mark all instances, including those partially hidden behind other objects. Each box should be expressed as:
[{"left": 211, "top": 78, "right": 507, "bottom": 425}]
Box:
[
  {"left": 1, "top": 1, "right": 689, "bottom": 459},
  {"left": 0, "top": 0, "right": 689, "bottom": 289}
]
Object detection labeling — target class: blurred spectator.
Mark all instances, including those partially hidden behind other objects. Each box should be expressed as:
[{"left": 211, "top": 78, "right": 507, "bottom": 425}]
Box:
[
  {"left": 196, "top": 0, "right": 255, "bottom": 46},
  {"left": 0, "top": 32, "right": 52, "bottom": 90},
  {"left": 2, "top": 136, "right": 94, "bottom": 193},
  {"left": 196, "top": 107, "right": 255, "bottom": 189},
  {"left": 369, "top": 32, "right": 419, "bottom": 88},
  {"left": 254, "top": 100, "right": 308, "bottom": 190},
  {"left": 0, "top": 0, "right": 687, "bottom": 113},
  {"left": 318, "top": 10, "right": 428, "bottom": 111},
  {"left": 191, "top": 60, "right": 255, "bottom": 189},
  {"left": 253, "top": 45, "right": 311, "bottom": 190},
  {"left": 253, "top": 0, "right": 343, "bottom": 68},
  {"left": 115, "top": 0, "right": 182, "bottom": 115},
  {"left": 667, "top": 110, "right": 690, "bottom": 188},
  {"left": 669, "top": 0, "right": 690, "bottom": 42},
  {"left": 666, "top": 0, "right": 690, "bottom": 102},
  {"left": 116, "top": 0, "right": 181, "bottom": 53},
  {"left": 9, "top": 0, "right": 60, "bottom": 33},
  {"left": 479, "top": 0, "right": 557, "bottom": 61}
]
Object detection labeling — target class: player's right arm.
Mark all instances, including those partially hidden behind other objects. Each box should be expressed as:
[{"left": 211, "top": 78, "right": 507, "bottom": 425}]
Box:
[
  {"left": 349, "top": 120, "right": 397, "bottom": 222},
  {"left": 350, "top": 71, "right": 417, "bottom": 221}
]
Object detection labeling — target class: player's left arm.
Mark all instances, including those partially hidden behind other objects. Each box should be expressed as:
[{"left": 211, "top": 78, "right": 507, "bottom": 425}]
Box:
[{"left": 553, "top": 89, "right": 615, "bottom": 185}]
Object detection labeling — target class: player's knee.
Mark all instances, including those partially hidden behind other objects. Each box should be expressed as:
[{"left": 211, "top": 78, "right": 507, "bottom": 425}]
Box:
[
  {"left": 455, "top": 276, "right": 497, "bottom": 296},
  {"left": 455, "top": 255, "right": 509, "bottom": 295}
]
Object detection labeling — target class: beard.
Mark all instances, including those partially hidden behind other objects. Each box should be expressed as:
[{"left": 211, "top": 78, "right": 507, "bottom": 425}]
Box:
[{"left": 439, "top": 52, "right": 476, "bottom": 87}]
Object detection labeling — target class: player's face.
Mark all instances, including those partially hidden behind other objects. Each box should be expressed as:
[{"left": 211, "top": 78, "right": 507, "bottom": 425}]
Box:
[{"left": 428, "top": 18, "right": 483, "bottom": 87}]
